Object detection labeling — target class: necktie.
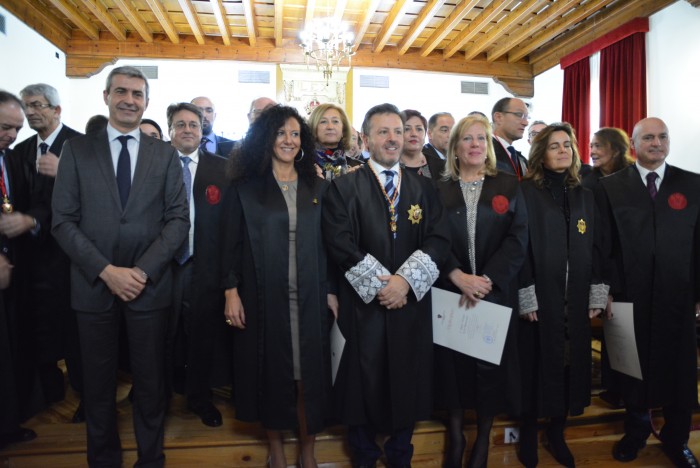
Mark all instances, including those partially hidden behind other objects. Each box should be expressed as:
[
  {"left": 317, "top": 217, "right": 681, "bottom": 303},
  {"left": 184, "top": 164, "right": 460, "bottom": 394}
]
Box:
[
  {"left": 646, "top": 172, "right": 658, "bottom": 200},
  {"left": 116, "top": 135, "right": 132, "bottom": 208},
  {"left": 507, "top": 146, "right": 520, "bottom": 176},
  {"left": 199, "top": 137, "right": 208, "bottom": 152},
  {"left": 383, "top": 170, "right": 395, "bottom": 200},
  {"left": 175, "top": 156, "right": 192, "bottom": 264},
  {"left": 39, "top": 143, "right": 49, "bottom": 155}
]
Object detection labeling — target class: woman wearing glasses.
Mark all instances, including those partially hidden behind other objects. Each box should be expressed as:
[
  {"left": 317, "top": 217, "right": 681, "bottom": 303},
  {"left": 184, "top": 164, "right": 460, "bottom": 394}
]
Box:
[
  {"left": 222, "top": 105, "right": 333, "bottom": 468},
  {"left": 517, "top": 123, "right": 607, "bottom": 468}
]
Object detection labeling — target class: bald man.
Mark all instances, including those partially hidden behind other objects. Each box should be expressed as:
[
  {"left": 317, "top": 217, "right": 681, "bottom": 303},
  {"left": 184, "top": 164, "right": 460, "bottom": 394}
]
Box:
[
  {"left": 597, "top": 117, "right": 700, "bottom": 468},
  {"left": 191, "top": 96, "right": 235, "bottom": 157}
]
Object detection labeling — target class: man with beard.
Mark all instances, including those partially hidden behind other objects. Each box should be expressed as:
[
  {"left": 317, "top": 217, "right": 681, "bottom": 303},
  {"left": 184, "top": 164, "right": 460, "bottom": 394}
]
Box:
[{"left": 191, "top": 96, "right": 235, "bottom": 158}]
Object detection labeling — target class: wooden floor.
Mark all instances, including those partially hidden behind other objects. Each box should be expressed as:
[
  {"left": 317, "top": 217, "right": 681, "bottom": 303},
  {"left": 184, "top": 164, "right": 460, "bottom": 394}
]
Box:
[{"left": 2, "top": 351, "right": 700, "bottom": 467}]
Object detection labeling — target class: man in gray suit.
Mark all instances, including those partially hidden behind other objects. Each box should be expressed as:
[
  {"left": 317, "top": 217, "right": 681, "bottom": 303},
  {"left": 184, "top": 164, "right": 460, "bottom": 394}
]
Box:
[{"left": 52, "top": 66, "right": 189, "bottom": 468}]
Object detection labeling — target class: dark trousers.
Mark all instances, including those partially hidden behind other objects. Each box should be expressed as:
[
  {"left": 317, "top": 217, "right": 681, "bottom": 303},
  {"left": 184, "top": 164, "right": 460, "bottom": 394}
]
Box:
[
  {"left": 624, "top": 404, "right": 692, "bottom": 447},
  {"left": 348, "top": 425, "right": 414, "bottom": 467},
  {"left": 77, "top": 304, "right": 167, "bottom": 468},
  {"left": 165, "top": 261, "right": 191, "bottom": 398}
]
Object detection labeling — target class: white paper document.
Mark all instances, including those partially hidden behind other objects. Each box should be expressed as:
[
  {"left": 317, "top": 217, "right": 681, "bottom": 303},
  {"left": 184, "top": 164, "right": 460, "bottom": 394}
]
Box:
[
  {"left": 431, "top": 287, "right": 511, "bottom": 365},
  {"left": 330, "top": 320, "right": 346, "bottom": 385},
  {"left": 603, "top": 302, "right": 642, "bottom": 380}
]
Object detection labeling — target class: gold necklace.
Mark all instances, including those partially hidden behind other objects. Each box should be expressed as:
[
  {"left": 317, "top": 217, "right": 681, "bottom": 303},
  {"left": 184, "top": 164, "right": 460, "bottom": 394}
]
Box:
[
  {"left": 368, "top": 164, "right": 401, "bottom": 236},
  {"left": 272, "top": 169, "right": 296, "bottom": 191}
]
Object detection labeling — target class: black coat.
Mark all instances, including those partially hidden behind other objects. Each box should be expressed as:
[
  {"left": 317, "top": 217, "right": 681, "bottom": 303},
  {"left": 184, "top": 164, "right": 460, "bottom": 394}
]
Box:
[
  {"left": 221, "top": 173, "right": 332, "bottom": 433},
  {"left": 322, "top": 164, "right": 450, "bottom": 431},
  {"left": 493, "top": 137, "right": 527, "bottom": 179},
  {"left": 597, "top": 164, "right": 700, "bottom": 409},
  {"left": 434, "top": 172, "right": 528, "bottom": 415},
  {"left": 519, "top": 179, "right": 600, "bottom": 417}
]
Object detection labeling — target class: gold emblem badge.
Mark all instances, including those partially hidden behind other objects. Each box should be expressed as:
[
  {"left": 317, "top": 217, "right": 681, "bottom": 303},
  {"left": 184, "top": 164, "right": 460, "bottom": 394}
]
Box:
[
  {"left": 313, "top": 197, "right": 318, "bottom": 205},
  {"left": 577, "top": 219, "right": 586, "bottom": 234},
  {"left": 408, "top": 204, "right": 423, "bottom": 224}
]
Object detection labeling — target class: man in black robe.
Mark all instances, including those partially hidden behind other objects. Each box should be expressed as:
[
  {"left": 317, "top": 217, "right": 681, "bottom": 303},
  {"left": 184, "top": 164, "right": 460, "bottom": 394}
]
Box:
[
  {"left": 597, "top": 117, "right": 700, "bottom": 467},
  {"left": 323, "top": 103, "right": 449, "bottom": 467}
]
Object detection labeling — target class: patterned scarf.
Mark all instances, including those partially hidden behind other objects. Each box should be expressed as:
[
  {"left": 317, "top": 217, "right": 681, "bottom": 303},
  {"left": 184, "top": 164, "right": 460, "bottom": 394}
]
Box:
[{"left": 315, "top": 146, "right": 349, "bottom": 180}]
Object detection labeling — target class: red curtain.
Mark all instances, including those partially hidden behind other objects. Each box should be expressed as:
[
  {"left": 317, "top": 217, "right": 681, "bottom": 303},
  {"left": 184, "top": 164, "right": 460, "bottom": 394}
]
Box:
[
  {"left": 562, "top": 58, "right": 591, "bottom": 163},
  {"left": 600, "top": 32, "right": 647, "bottom": 140}
]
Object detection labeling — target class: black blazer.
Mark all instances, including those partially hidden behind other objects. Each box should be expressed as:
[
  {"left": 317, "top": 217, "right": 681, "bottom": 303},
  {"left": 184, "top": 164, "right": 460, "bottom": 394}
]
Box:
[
  {"left": 493, "top": 137, "right": 527, "bottom": 178},
  {"left": 214, "top": 135, "right": 235, "bottom": 158}
]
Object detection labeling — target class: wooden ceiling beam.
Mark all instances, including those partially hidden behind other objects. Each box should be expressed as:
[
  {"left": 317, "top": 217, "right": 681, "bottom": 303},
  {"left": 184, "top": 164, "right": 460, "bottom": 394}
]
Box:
[
  {"left": 419, "top": 0, "right": 481, "bottom": 57},
  {"left": 143, "top": 0, "right": 179, "bottom": 44},
  {"left": 463, "top": 0, "right": 546, "bottom": 60},
  {"left": 79, "top": 0, "right": 126, "bottom": 41},
  {"left": 0, "top": 0, "right": 71, "bottom": 50},
  {"left": 209, "top": 0, "right": 232, "bottom": 46},
  {"left": 64, "top": 37, "right": 534, "bottom": 96},
  {"left": 305, "top": 0, "right": 317, "bottom": 26},
  {"left": 177, "top": 0, "right": 206, "bottom": 45},
  {"left": 397, "top": 0, "right": 446, "bottom": 55},
  {"left": 241, "top": 0, "right": 257, "bottom": 47},
  {"left": 112, "top": 0, "right": 153, "bottom": 43},
  {"left": 487, "top": 0, "right": 577, "bottom": 62},
  {"left": 353, "top": 0, "right": 383, "bottom": 49},
  {"left": 444, "top": 0, "right": 508, "bottom": 59},
  {"left": 530, "top": 0, "right": 676, "bottom": 75},
  {"left": 507, "top": 0, "right": 615, "bottom": 63},
  {"left": 274, "top": 0, "right": 284, "bottom": 47},
  {"left": 372, "top": 0, "right": 410, "bottom": 53},
  {"left": 333, "top": 0, "right": 348, "bottom": 22},
  {"left": 46, "top": 0, "right": 99, "bottom": 40}
]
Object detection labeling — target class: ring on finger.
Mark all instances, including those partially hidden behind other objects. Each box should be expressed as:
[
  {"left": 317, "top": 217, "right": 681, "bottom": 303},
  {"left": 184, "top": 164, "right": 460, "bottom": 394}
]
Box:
[{"left": 225, "top": 319, "right": 233, "bottom": 325}]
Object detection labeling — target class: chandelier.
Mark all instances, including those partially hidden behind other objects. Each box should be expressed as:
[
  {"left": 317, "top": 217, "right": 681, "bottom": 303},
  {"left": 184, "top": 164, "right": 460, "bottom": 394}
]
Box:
[{"left": 299, "top": 18, "right": 356, "bottom": 83}]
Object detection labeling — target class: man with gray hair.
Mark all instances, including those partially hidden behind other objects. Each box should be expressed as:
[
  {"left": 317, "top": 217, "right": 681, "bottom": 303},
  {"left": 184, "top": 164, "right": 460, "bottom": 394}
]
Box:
[
  {"left": 52, "top": 66, "right": 189, "bottom": 467},
  {"left": 423, "top": 112, "right": 454, "bottom": 161},
  {"left": 13, "top": 84, "right": 83, "bottom": 418},
  {"left": 247, "top": 96, "right": 277, "bottom": 125}
]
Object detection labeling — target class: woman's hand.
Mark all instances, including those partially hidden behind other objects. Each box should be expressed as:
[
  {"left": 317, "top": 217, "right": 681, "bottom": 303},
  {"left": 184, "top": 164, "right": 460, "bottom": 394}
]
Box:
[
  {"left": 327, "top": 293, "right": 339, "bottom": 319},
  {"left": 224, "top": 288, "right": 246, "bottom": 329},
  {"left": 447, "top": 269, "right": 492, "bottom": 308},
  {"left": 522, "top": 311, "right": 538, "bottom": 322},
  {"left": 588, "top": 308, "right": 602, "bottom": 319}
]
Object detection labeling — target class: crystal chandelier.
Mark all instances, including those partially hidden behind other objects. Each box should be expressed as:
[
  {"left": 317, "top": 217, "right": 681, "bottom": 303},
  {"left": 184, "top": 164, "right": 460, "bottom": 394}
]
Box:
[{"left": 299, "top": 18, "right": 356, "bottom": 83}]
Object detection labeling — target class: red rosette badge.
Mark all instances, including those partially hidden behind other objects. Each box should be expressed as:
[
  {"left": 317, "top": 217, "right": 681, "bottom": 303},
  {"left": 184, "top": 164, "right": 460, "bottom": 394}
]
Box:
[
  {"left": 492, "top": 195, "right": 509, "bottom": 214},
  {"left": 206, "top": 185, "right": 221, "bottom": 205},
  {"left": 668, "top": 192, "right": 687, "bottom": 210}
]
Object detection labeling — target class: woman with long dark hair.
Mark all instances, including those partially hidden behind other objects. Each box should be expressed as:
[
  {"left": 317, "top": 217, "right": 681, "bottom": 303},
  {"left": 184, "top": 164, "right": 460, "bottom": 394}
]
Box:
[
  {"left": 582, "top": 127, "right": 634, "bottom": 189},
  {"left": 222, "top": 105, "right": 333, "bottom": 468},
  {"left": 517, "top": 123, "right": 607, "bottom": 468}
]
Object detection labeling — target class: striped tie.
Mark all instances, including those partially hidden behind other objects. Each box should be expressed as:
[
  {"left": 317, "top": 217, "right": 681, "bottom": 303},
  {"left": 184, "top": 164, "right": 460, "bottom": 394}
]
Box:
[{"left": 383, "top": 170, "right": 395, "bottom": 199}]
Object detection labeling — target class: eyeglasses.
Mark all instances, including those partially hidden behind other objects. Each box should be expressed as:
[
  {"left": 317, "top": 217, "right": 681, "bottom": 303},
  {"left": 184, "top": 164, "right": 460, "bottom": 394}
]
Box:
[
  {"left": 173, "top": 121, "right": 201, "bottom": 131},
  {"left": 25, "top": 101, "right": 54, "bottom": 110},
  {"left": 502, "top": 111, "right": 530, "bottom": 121}
]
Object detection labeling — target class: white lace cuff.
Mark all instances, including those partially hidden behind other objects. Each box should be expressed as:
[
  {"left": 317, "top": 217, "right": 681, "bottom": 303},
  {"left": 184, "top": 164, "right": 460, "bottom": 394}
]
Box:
[
  {"left": 588, "top": 283, "right": 610, "bottom": 310},
  {"left": 396, "top": 250, "right": 439, "bottom": 302},
  {"left": 518, "top": 285, "right": 538, "bottom": 315},
  {"left": 344, "top": 254, "right": 391, "bottom": 304}
]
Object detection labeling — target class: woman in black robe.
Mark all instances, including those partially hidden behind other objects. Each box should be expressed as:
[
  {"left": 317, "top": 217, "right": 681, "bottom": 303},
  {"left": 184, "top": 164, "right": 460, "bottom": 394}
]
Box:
[
  {"left": 581, "top": 127, "right": 634, "bottom": 190},
  {"left": 308, "top": 103, "right": 362, "bottom": 180},
  {"left": 399, "top": 109, "right": 445, "bottom": 182},
  {"left": 517, "top": 123, "right": 608, "bottom": 468},
  {"left": 222, "top": 105, "right": 333, "bottom": 468},
  {"left": 434, "top": 114, "right": 528, "bottom": 468}
]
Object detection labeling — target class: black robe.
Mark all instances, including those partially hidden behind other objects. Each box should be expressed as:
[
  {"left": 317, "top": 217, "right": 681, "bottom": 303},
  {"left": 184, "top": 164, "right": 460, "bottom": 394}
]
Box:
[
  {"left": 596, "top": 164, "right": 700, "bottom": 409},
  {"left": 322, "top": 164, "right": 450, "bottom": 432},
  {"left": 519, "top": 178, "right": 600, "bottom": 417},
  {"left": 434, "top": 172, "right": 528, "bottom": 416},
  {"left": 221, "top": 173, "right": 332, "bottom": 434}
]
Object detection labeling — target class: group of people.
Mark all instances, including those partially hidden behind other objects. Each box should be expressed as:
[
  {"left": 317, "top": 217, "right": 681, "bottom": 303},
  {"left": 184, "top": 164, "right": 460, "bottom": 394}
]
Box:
[{"left": 0, "top": 65, "right": 698, "bottom": 468}]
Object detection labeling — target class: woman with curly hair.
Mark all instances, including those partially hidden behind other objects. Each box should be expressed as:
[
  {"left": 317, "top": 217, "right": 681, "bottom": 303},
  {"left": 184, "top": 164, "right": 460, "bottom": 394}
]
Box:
[
  {"left": 308, "top": 102, "right": 362, "bottom": 180},
  {"left": 222, "top": 105, "right": 334, "bottom": 468},
  {"left": 517, "top": 123, "right": 608, "bottom": 468}
]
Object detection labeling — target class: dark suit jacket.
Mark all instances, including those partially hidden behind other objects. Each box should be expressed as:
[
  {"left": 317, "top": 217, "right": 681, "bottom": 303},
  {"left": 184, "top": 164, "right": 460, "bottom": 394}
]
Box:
[
  {"left": 422, "top": 143, "right": 445, "bottom": 162},
  {"left": 493, "top": 137, "right": 527, "bottom": 178},
  {"left": 214, "top": 135, "right": 235, "bottom": 158},
  {"left": 52, "top": 129, "right": 190, "bottom": 313}
]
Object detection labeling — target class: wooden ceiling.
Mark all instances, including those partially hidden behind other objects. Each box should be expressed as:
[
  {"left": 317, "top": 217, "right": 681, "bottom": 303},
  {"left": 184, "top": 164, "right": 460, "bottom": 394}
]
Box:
[{"left": 1, "top": 0, "right": 678, "bottom": 97}]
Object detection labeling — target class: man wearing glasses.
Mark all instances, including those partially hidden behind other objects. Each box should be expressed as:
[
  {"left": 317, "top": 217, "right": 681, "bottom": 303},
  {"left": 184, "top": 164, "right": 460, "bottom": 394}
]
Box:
[
  {"left": 491, "top": 97, "right": 530, "bottom": 179},
  {"left": 165, "top": 102, "right": 229, "bottom": 428},
  {"left": 11, "top": 83, "right": 84, "bottom": 420}
]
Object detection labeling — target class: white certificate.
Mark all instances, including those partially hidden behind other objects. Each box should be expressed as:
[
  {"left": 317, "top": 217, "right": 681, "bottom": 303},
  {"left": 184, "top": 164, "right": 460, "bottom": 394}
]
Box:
[
  {"left": 431, "top": 287, "right": 512, "bottom": 365},
  {"left": 603, "top": 302, "right": 643, "bottom": 380},
  {"left": 330, "top": 319, "right": 345, "bottom": 385}
]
